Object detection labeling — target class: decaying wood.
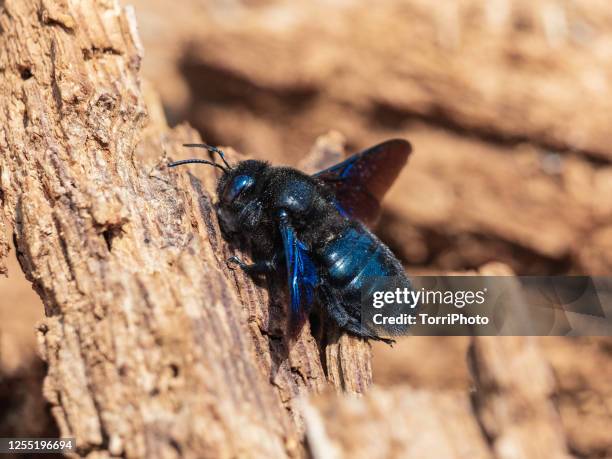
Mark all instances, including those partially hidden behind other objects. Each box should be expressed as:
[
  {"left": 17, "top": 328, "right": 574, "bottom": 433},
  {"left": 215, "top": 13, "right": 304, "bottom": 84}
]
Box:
[
  {"left": 469, "top": 264, "right": 571, "bottom": 459},
  {"left": 138, "top": 0, "right": 612, "bottom": 162},
  {"left": 304, "top": 387, "right": 493, "bottom": 459},
  {"left": 470, "top": 337, "right": 572, "bottom": 459},
  {"left": 0, "top": 1, "right": 371, "bottom": 457},
  {"left": 0, "top": 212, "right": 7, "bottom": 276},
  {"left": 381, "top": 129, "right": 612, "bottom": 270},
  {"left": 303, "top": 335, "right": 572, "bottom": 459}
]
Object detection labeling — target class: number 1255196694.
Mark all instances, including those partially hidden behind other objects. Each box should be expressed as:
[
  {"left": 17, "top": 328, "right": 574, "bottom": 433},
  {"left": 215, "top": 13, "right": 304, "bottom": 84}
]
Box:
[{"left": 1, "top": 438, "right": 75, "bottom": 454}]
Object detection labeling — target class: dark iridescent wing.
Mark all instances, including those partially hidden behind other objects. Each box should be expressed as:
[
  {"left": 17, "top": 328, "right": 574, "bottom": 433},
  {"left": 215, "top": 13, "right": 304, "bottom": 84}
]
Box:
[
  {"left": 313, "top": 139, "right": 412, "bottom": 226},
  {"left": 279, "top": 218, "right": 318, "bottom": 336}
]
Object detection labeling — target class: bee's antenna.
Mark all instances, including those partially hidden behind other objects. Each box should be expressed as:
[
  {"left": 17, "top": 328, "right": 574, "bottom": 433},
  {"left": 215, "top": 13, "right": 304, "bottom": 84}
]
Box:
[
  {"left": 183, "top": 143, "right": 232, "bottom": 170},
  {"left": 167, "top": 158, "right": 228, "bottom": 173}
]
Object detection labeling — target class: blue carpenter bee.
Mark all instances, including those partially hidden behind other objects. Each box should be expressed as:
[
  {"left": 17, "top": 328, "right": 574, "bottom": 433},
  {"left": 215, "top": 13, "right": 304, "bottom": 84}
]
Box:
[{"left": 169, "top": 139, "right": 413, "bottom": 344}]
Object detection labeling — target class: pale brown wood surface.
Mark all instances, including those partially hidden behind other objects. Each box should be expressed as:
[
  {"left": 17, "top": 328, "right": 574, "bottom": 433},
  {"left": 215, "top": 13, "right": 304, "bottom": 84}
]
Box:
[{"left": 0, "top": 1, "right": 371, "bottom": 457}]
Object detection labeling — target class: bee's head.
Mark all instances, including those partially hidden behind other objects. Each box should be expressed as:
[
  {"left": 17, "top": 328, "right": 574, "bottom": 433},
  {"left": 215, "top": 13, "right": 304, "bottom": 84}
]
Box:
[
  {"left": 215, "top": 159, "right": 267, "bottom": 234},
  {"left": 168, "top": 144, "right": 267, "bottom": 235}
]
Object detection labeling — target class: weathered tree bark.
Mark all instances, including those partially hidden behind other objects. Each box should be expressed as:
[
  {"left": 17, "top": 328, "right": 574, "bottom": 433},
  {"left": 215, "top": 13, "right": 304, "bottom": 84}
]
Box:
[
  {"left": 304, "top": 386, "right": 494, "bottom": 459},
  {"left": 302, "top": 337, "right": 572, "bottom": 459},
  {"left": 469, "top": 337, "right": 571, "bottom": 459},
  {"left": 149, "top": 0, "right": 612, "bottom": 162},
  {"left": 0, "top": 1, "right": 371, "bottom": 457},
  {"left": 0, "top": 212, "right": 7, "bottom": 276}
]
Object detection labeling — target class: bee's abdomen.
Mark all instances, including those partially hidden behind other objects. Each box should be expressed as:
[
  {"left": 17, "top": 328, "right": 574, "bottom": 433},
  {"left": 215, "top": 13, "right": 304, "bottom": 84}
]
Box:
[{"left": 320, "top": 224, "right": 406, "bottom": 298}]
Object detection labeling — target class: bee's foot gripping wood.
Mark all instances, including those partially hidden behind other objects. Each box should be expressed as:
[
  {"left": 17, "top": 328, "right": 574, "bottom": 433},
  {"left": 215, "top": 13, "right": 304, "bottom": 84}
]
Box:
[{"left": 226, "top": 255, "right": 277, "bottom": 274}]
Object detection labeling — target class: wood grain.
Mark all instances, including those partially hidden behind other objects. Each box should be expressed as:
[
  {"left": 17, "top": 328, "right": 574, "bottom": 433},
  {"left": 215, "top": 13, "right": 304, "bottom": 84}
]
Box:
[{"left": 0, "top": 1, "right": 371, "bottom": 457}]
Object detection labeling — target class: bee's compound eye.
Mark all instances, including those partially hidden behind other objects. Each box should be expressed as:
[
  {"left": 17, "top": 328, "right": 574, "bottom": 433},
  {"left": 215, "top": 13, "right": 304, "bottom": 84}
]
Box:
[{"left": 224, "top": 174, "right": 255, "bottom": 203}]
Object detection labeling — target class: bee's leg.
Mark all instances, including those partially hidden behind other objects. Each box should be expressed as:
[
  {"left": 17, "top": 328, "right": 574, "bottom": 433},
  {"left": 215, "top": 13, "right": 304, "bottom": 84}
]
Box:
[
  {"left": 227, "top": 254, "right": 280, "bottom": 275},
  {"left": 319, "top": 286, "right": 395, "bottom": 345}
]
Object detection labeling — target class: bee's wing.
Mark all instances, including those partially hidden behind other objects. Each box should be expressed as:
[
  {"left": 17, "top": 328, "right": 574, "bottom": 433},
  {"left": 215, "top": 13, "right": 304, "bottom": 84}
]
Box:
[
  {"left": 313, "top": 139, "right": 412, "bottom": 226},
  {"left": 279, "top": 217, "right": 318, "bottom": 337}
]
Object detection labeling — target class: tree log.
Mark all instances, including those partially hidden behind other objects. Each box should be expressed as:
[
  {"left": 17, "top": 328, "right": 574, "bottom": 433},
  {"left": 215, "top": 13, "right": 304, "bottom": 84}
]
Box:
[
  {"left": 470, "top": 337, "right": 571, "bottom": 459},
  {"left": 303, "top": 336, "right": 573, "bottom": 459},
  {"left": 0, "top": 211, "right": 7, "bottom": 276},
  {"left": 304, "top": 386, "right": 494, "bottom": 459},
  {"left": 0, "top": 1, "right": 371, "bottom": 457},
  {"left": 140, "top": 0, "right": 612, "bottom": 162}
]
